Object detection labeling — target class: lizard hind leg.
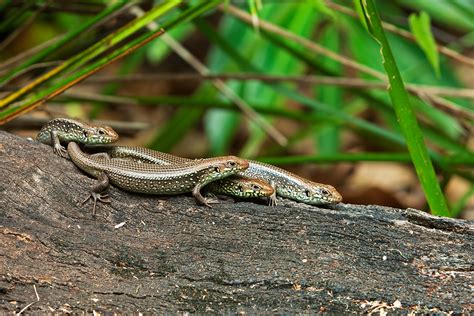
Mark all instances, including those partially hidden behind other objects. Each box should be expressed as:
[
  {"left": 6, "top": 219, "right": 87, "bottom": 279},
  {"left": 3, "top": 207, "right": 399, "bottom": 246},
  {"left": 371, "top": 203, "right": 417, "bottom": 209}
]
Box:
[
  {"left": 81, "top": 171, "right": 111, "bottom": 214},
  {"left": 192, "top": 184, "right": 213, "bottom": 208}
]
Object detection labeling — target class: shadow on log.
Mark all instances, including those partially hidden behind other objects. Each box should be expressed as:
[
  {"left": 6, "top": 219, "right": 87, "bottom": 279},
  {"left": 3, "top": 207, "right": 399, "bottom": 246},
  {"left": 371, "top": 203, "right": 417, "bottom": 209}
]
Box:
[{"left": 0, "top": 131, "right": 472, "bottom": 313}]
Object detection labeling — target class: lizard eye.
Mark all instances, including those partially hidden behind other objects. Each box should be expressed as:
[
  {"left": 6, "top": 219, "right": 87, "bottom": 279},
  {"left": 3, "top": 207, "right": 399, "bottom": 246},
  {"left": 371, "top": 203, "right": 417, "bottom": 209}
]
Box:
[
  {"left": 98, "top": 129, "right": 106, "bottom": 135},
  {"left": 320, "top": 188, "right": 330, "bottom": 195},
  {"left": 305, "top": 189, "right": 311, "bottom": 197},
  {"left": 227, "top": 161, "right": 237, "bottom": 167},
  {"left": 252, "top": 185, "right": 261, "bottom": 191}
]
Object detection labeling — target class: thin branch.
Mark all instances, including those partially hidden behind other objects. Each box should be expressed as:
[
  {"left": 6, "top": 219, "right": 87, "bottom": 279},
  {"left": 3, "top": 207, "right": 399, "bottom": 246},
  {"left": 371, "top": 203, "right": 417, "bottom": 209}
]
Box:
[
  {"left": 3, "top": 72, "right": 471, "bottom": 121},
  {"left": 415, "top": 93, "right": 474, "bottom": 122},
  {"left": 325, "top": 1, "right": 474, "bottom": 67},
  {"left": 83, "top": 73, "right": 474, "bottom": 99},
  {"left": 51, "top": 92, "right": 317, "bottom": 123},
  {"left": 64, "top": 90, "right": 138, "bottom": 105}
]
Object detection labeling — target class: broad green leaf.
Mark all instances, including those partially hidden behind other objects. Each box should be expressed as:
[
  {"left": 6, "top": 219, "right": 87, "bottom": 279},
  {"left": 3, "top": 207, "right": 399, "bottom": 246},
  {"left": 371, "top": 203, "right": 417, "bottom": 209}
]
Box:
[{"left": 408, "top": 11, "right": 440, "bottom": 77}]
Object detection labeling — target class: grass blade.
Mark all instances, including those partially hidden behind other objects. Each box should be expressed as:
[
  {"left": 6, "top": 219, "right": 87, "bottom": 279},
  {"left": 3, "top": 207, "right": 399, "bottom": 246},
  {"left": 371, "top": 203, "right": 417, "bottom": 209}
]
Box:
[{"left": 360, "top": 0, "right": 449, "bottom": 216}]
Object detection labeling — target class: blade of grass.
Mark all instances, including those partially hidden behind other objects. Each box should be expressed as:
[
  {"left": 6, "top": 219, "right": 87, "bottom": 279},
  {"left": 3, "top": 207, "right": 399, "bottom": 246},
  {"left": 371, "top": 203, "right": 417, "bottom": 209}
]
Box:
[
  {"left": 0, "top": 2, "right": 32, "bottom": 34},
  {"left": 397, "top": 0, "right": 474, "bottom": 32},
  {"left": 360, "top": 0, "right": 449, "bottom": 216},
  {"left": 227, "top": 4, "right": 467, "bottom": 140},
  {"left": 0, "top": 2, "right": 41, "bottom": 52},
  {"left": 330, "top": 1, "right": 474, "bottom": 67}
]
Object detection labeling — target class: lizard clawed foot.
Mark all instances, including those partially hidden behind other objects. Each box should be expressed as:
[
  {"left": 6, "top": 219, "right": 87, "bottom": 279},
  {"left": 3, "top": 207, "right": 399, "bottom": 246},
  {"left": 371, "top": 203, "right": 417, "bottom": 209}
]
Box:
[
  {"left": 82, "top": 191, "right": 111, "bottom": 214},
  {"left": 203, "top": 192, "right": 234, "bottom": 205},
  {"left": 203, "top": 197, "right": 229, "bottom": 205},
  {"left": 54, "top": 144, "right": 68, "bottom": 159},
  {"left": 268, "top": 193, "right": 278, "bottom": 206},
  {"left": 201, "top": 200, "right": 213, "bottom": 208}
]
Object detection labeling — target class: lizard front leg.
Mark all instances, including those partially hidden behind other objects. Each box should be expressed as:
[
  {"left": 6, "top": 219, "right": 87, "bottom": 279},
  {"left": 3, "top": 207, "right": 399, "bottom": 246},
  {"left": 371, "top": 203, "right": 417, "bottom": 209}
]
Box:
[{"left": 51, "top": 130, "right": 68, "bottom": 158}]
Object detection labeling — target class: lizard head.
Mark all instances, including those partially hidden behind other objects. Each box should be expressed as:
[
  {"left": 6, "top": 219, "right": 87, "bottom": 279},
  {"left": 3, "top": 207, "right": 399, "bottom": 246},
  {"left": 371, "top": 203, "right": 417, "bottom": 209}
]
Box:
[
  {"left": 296, "top": 182, "right": 342, "bottom": 205},
  {"left": 208, "top": 156, "right": 249, "bottom": 179},
  {"left": 82, "top": 125, "right": 119, "bottom": 144},
  {"left": 216, "top": 177, "right": 274, "bottom": 198}
]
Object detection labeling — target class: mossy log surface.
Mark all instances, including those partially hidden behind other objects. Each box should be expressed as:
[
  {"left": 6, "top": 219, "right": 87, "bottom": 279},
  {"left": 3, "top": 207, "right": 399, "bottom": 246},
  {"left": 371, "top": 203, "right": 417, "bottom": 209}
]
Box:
[{"left": 0, "top": 131, "right": 472, "bottom": 314}]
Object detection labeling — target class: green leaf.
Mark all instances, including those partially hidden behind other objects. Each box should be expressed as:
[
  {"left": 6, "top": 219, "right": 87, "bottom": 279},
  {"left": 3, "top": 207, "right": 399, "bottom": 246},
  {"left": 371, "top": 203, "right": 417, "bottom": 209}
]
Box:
[{"left": 408, "top": 11, "right": 440, "bottom": 77}]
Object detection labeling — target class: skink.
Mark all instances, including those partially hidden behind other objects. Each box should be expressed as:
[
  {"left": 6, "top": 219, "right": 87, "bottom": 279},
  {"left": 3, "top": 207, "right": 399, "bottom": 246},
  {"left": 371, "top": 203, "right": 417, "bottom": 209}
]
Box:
[
  {"left": 68, "top": 142, "right": 249, "bottom": 213},
  {"left": 91, "top": 146, "right": 343, "bottom": 205},
  {"left": 37, "top": 118, "right": 272, "bottom": 200},
  {"left": 36, "top": 118, "right": 118, "bottom": 157},
  {"left": 89, "top": 145, "right": 276, "bottom": 200}
]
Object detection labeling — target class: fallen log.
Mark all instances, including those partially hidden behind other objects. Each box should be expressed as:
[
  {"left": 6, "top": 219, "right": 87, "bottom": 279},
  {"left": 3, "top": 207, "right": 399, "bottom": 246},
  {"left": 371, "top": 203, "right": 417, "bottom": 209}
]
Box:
[{"left": 0, "top": 130, "right": 472, "bottom": 313}]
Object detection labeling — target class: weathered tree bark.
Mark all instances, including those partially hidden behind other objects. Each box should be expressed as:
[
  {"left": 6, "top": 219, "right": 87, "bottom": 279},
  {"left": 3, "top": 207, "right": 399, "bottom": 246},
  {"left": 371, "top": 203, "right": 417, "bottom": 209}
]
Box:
[{"left": 0, "top": 130, "right": 472, "bottom": 313}]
